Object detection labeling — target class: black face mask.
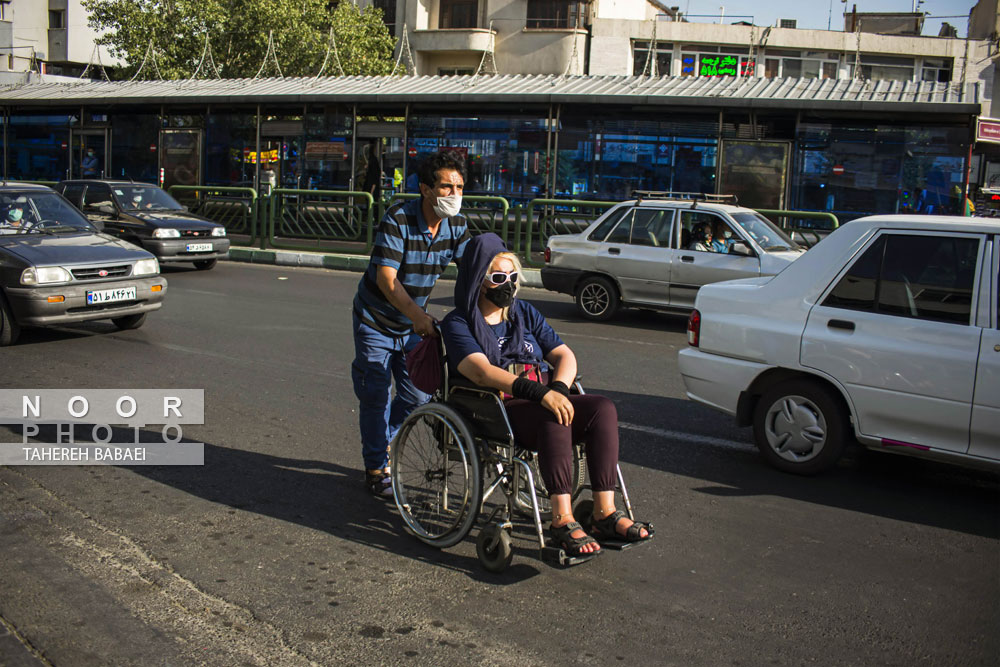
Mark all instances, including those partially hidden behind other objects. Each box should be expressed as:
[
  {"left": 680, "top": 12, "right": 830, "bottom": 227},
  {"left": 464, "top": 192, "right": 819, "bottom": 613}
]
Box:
[{"left": 484, "top": 282, "right": 516, "bottom": 308}]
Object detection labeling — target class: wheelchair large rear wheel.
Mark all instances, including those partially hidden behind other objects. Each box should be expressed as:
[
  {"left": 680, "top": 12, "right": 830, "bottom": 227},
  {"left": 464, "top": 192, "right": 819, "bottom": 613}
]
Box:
[{"left": 392, "top": 403, "right": 482, "bottom": 549}]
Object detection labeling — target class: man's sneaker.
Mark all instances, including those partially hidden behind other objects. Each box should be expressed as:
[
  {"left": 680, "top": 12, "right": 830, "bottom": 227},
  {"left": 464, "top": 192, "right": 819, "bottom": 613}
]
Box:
[{"left": 366, "top": 470, "right": 393, "bottom": 498}]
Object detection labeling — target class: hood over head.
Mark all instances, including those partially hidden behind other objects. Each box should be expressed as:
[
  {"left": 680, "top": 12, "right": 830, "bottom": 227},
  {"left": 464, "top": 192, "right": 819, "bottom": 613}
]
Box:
[{"left": 453, "top": 233, "right": 531, "bottom": 368}]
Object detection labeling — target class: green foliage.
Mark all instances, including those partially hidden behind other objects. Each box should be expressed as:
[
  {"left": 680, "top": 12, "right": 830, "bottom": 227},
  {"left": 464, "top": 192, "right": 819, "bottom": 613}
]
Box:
[{"left": 83, "top": 0, "right": 397, "bottom": 79}]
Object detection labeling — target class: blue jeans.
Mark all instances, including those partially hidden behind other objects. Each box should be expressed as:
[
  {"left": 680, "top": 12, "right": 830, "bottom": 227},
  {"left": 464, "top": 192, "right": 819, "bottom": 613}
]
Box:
[{"left": 351, "top": 312, "right": 429, "bottom": 471}]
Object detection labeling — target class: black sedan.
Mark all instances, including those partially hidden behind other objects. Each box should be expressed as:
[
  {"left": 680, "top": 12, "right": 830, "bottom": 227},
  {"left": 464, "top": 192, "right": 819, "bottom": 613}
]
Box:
[
  {"left": 56, "top": 180, "right": 230, "bottom": 270},
  {"left": 0, "top": 183, "right": 167, "bottom": 346}
]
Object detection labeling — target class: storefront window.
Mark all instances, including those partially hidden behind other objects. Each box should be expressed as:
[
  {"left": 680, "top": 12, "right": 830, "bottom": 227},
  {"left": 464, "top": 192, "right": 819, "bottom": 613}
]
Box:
[
  {"left": 4, "top": 114, "right": 71, "bottom": 181},
  {"left": 792, "top": 121, "right": 968, "bottom": 222},
  {"left": 407, "top": 112, "right": 549, "bottom": 201},
  {"left": 111, "top": 111, "right": 159, "bottom": 182},
  {"left": 556, "top": 112, "right": 718, "bottom": 200}
]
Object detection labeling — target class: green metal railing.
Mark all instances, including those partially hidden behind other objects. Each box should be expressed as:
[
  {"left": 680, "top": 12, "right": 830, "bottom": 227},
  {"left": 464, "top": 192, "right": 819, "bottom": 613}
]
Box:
[
  {"left": 268, "top": 189, "right": 375, "bottom": 253},
  {"left": 521, "top": 199, "right": 619, "bottom": 267},
  {"left": 756, "top": 209, "right": 840, "bottom": 249},
  {"left": 168, "top": 186, "right": 260, "bottom": 245}
]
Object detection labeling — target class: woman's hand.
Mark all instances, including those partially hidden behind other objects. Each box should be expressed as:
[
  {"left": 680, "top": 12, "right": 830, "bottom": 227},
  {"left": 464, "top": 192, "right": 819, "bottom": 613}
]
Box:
[{"left": 541, "top": 390, "right": 574, "bottom": 426}]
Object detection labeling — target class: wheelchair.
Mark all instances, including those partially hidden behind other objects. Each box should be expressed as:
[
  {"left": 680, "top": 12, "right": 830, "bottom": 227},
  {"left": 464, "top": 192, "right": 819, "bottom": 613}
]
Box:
[{"left": 390, "top": 339, "right": 639, "bottom": 572}]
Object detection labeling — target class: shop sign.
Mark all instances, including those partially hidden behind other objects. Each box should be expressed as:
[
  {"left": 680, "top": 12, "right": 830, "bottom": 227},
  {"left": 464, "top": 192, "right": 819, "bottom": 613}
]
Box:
[
  {"left": 699, "top": 55, "right": 738, "bottom": 77},
  {"left": 977, "top": 118, "right": 1000, "bottom": 145},
  {"left": 304, "top": 141, "right": 346, "bottom": 160}
]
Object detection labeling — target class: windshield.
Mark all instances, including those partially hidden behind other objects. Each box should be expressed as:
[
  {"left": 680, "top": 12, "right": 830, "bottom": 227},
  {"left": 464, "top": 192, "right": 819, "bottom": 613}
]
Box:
[
  {"left": 113, "top": 185, "right": 183, "bottom": 211},
  {"left": 731, "top": 212, "right": 800, "bottom": 252},
  {"left": 0, "top": 191, "right": 97, "bottom": 234}
]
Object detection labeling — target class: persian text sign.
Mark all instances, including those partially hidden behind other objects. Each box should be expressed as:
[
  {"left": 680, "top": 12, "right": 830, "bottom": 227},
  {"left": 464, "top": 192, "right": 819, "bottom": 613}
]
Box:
[{"left": 977, "top": 118, "right": 1000, "bottom": 145}]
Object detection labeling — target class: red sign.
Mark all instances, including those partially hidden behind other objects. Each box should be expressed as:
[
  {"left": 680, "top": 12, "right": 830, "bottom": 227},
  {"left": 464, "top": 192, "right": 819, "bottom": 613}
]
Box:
[
  {"left": 407, "top": 147, "right": 417, "bottom": 157},
  {"left": 60, "top": 141, "right": 68, "bottom": 150},
  {"left": 149, "top": 144, "right": 157, "bottom": 152},
  {"left": 977, "top": 118, "right": 1000, "bottom": 145},
  {"left": 832, "top": 165, "right": 845, "bottom": 175}
]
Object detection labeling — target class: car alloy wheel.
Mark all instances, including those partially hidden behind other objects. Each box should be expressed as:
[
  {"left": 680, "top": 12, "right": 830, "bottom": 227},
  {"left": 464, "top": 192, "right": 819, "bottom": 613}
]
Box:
[{"left": 575, "top": 275, "right": 619, "bottom": 321}]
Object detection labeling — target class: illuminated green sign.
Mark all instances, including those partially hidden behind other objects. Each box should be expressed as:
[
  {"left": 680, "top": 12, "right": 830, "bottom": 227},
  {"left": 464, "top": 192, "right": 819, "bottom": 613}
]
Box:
[{"left": 700, "top": 55, "right": 739, "bottom": 77}]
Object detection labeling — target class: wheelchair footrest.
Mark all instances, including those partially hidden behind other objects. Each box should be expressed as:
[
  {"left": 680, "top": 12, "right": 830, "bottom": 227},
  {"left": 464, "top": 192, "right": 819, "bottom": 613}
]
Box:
[
  {"left": 540, "top": 544, "right": 602, "bottom": 567},
  {"left": 594, "top": 525, "right": 655, "bottom": 551}
]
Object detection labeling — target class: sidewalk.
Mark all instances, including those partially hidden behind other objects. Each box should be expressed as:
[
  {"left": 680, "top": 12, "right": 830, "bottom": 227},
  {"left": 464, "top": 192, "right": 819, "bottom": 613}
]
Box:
[{"left": 223, "top": 247, "right": 545, "bottom": 287}]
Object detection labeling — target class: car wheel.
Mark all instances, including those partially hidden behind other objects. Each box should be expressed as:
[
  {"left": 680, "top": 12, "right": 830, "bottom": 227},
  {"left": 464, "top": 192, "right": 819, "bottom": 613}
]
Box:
[
  {"left": 752, "top": 379, "right": 849, "bottom": 475},
  {"left": 112, "top": 313, "right": 147, "bottom": 331},
  {"left": 194, "top": 259, "right": 217, "bottom": 271},
  {"left": 575, "top": 275, "right": 619, "bottom": 321},
  {"left": 0, "top": 292, "right": 21, "bottom": 346}
]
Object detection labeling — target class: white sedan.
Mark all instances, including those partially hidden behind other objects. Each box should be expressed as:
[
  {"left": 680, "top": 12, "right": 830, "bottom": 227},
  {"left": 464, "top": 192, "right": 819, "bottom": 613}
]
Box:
[{"left": 679, "top": 214, "right": 999, "bottom": 474}]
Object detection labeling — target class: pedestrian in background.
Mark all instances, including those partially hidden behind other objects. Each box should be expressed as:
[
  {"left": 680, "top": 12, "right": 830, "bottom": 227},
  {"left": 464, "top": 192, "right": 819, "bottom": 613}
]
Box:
[{"left": 351, "top": 150, "right": 471, "bottom": 497}]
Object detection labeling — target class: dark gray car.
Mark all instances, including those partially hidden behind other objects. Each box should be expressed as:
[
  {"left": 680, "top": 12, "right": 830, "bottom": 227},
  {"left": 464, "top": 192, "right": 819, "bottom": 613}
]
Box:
[
  {"left": 0, "top": 183, "right": 167, "bottom": 346},
  {"left": 56, "top": 180, "right": 230, "bottom": 271}
]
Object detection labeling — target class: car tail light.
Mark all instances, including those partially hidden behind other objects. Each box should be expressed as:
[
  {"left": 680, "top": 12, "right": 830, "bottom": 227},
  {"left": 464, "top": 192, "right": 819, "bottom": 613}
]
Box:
[
  {"left": 544, "top": 246, "right": 551, "bottom": 263},
  {"left": 687, "top": 309, "right": 701, "bottom": 347}
]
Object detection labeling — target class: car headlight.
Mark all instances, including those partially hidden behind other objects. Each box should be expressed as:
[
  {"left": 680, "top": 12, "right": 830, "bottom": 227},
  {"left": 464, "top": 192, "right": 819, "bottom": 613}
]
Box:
[
  {"left": 20, "top": 266, "right": 72, "bottom": 285},
  {"left": 152, "top": 228, "right": 180, "bottom": 239},
  {"left": 211, "top": 226, "right": 227, "bottom": 237},
  {"left": 133, "top": 258, "right": 159, "bottom": 276}
]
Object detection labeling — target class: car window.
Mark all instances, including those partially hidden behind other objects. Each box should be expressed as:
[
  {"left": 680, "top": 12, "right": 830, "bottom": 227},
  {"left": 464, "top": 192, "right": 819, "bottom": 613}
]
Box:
[
  {"left": 679, "top": 210, "right": 725, "bottom": 252},
  {"left": 62, "top": 184, "right": 86, "bottom": 207},
  {"left": 605, "top": 210, "right": 633, "bottom": 244},
  {"left": 631, "top": 209, "right": 673, "bottom": 247},
  {"left": 824, "top": 234, "right": 979, "bottom": 325},
  {"left": 730, "top": 212, "right": 798, "bottom": 251},
  {"left": 588, "top": 207, "right": 629, "bottom": 242},
  {"left": 0, "top": 191, "right": 94, "bottom": 232},
  {"left": 113, "top": 185, "right": 184, "bottom": 211},
  {"left": 82, "top": 184, "right": 114, "bottom": 211}
]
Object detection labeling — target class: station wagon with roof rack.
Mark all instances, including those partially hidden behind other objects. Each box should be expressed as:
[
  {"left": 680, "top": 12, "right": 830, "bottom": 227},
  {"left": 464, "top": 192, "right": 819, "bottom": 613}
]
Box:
[
  {"left": 0, "top": 183, "right": 167, "bottom": 346},
  {"left": 541, "top": 192, "right": 806, "bottom": 321}
]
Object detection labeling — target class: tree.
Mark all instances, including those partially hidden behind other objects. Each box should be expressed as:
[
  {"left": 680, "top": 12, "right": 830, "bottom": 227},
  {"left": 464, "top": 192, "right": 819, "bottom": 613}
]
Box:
[{"left": 83, "top": 0, "right": 396, "bottom": 80}]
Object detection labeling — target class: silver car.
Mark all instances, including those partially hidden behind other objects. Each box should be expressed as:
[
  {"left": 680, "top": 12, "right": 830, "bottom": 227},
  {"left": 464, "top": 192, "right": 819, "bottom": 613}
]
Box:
[{"left": 541, "top": 197, "right": 806, "bottom": 320}]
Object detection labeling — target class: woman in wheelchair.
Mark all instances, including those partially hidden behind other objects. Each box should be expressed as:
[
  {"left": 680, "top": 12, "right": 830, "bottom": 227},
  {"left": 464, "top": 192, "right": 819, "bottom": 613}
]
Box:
[{"left": 440, "top": 233, "right": 652, "bottom": 558}]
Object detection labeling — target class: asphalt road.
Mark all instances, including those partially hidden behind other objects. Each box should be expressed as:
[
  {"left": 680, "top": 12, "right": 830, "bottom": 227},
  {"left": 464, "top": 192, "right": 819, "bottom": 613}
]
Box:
[{"left": 1, "top": 261, "right": 998, "bottom": 666}]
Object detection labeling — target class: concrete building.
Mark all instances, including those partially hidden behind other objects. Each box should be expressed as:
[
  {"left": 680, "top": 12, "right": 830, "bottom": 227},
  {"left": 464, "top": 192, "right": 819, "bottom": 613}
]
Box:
[
  {"left": 372, "top": 0, "right": 993, "bottom": 115},
  {"left": 968, "top": 0, "right": 1000, "bottom": 211},
  {"left": 0, "top": 0, "right": 119, "bottom": 83}
]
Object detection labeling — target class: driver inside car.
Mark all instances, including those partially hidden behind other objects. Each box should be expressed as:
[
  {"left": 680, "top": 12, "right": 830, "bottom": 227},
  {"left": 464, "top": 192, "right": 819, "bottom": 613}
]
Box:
[{"left": 0, "top": 203, "right": 28, "bottom": 234}]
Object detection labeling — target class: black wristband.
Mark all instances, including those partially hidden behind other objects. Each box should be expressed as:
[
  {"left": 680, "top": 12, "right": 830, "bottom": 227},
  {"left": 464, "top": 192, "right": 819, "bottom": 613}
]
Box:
[
  {"left": 548, "top": 380, "right": 571, "bottom": 397},
  {"left": 512, "top": 377, "right": 550, "bottom": 402}
]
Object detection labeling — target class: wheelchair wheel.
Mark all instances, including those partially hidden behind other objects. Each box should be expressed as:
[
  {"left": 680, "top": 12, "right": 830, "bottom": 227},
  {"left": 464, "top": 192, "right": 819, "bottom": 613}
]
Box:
[
  {"left": 476, "top": 524, "right": 513, "bottom": 573},
  {"left": 515, "top": 446, "right": 587, "bottom": 519},
  {"left": 391, "top": 403, "right": 482, "bottom": 549}
]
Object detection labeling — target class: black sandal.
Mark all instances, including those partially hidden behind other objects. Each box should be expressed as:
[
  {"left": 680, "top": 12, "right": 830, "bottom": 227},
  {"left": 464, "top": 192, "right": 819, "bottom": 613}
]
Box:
[
  {"left": 365, "top": 470, "right": 393, "bottom": 498},
  {"left": 588, "top": 510, "right": 654, "bottom": 543},
  {"left": 549, "top": 521, "right": 601, "bottom": 558}
]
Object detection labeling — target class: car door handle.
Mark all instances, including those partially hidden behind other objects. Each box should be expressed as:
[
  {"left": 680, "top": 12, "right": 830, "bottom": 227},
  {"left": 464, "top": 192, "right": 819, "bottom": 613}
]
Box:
[
  {"left": 680, "top": 255, "right": 694, "bottom": 263},
  {"left": 828, "top": 319, "right": 855, "bottom": 332},
  {"left": 607, "top": 247, "right": 621, "bottom": 255}
]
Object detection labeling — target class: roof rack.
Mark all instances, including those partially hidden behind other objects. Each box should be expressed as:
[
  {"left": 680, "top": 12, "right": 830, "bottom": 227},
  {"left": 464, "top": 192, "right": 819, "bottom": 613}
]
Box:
[{"left": 631, "top": 190, "right": 739, "bottom": 208}]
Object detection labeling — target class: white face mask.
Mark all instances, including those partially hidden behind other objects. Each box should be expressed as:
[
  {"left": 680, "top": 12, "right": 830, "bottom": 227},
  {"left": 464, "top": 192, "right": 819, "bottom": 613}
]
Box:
[
  {"left": 432, "top": 193, "right": 462, "bottom": 219},
  {"left": 722, "top": 230, "right": 732, "bottom": 239}
]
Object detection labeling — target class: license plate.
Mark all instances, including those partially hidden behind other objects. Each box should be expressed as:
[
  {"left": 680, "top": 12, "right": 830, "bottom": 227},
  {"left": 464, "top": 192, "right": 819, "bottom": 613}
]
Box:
[
  {"left": 186, "top": 243, "right": 213, "bottom": 252},
  {"left": 87, "top": 286, "right": 137, "bottom": 305}
]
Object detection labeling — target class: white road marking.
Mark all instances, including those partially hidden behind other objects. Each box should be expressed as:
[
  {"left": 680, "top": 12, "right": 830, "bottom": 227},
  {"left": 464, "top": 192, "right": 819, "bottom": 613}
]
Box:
[
  {"left": 619, "top": 421, "right": 755, "bottom": 452},
  {"left": 559, "top": 331, "right": 673, "bottom": 347}
]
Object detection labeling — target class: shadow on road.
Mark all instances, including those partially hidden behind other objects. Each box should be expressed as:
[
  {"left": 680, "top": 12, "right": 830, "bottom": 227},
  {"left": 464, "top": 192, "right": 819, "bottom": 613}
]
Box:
[
  {"left": 590, "top": 387, "right": 1000, "bottom": 540},
  {"left": 4, "top": 423, "right": 543, "bottom": 584}
]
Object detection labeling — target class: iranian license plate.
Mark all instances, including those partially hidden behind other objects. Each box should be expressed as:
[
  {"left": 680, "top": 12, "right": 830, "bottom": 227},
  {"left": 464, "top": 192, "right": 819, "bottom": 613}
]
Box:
[
  {"left": 186, "top": 243, "right": 213, "bottom": 252},
  {"left": 87, "top": 286, "right": 137, "bottom": 305}
]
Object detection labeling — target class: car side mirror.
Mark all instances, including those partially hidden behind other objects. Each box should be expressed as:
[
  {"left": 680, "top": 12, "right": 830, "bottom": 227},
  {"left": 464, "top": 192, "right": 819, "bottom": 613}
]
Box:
[
  {"left": 729, "top": 240, "right": 755, "bottom": 257},
  {"left": 92, "top": 220, "right": 105, "bottom": 232},
  {"left": 98, "top": 204, "right": 116, "bottom": 215}
]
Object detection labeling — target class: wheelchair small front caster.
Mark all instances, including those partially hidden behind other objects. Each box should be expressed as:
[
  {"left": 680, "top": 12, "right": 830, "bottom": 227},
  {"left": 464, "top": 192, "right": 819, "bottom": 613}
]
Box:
[{"left": 476, "top": 524, "right": 513, "bottom": 573}]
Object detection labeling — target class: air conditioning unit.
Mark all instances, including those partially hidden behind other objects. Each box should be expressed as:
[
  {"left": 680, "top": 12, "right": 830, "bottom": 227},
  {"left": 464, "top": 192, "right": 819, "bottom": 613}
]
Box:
[{"left": 779, "top": 19, "right": 797, "bottom": 29}]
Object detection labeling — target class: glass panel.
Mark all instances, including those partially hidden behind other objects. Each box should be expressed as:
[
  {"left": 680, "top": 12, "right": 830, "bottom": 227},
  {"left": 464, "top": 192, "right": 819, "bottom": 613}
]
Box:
[
  {"left": 440, "top": 0, "right": 477, "bottom": 29},
  {"left": 719, "top": 140, "right": 788, "bottom": 209},
  {"left": 160, "top": 130, "right": 202, "bottom": 188},
  {"left": 605, "top": 213, "right": 632, "bottom": 243},
  {"left": 878, "top": 235, "right": 978, "bottom": 324},
  {"left": 83, "top": 184, "right": 114, "bottom": 210},
  {"left": 111, "top": 112, "right": 159, "bottom": 182},
  {"left": 823, "top": 236, "right": 885, "bottom": 312},
  {"left": 822, "top": 62, "right": 838, "bottom": 79},
  {"left": 5, "top": 115, "right": 71, "bottom": 182},
  {"left": 526, "top": 0, "right": 583, "bottom": 29},
  {"left": 764, "top": 59, "right": 779, "bottom": 78},
  {"left": 588, "top": 206, "right": 629, "bottom": 241},
  {"left": 305, "top": 107, "right": 353, "bottom": 190},
  {"left": 631, "top": 208, "right": 672, "bottom": 247},
  {"left": 205, "top": 110, "right": 257, "bottom": 187},
  {"left": 801, "top": 60, "right": 821, "bottom": 79},
  {"left": 782, "top": 59, "right": 801, "bottom": 78}
]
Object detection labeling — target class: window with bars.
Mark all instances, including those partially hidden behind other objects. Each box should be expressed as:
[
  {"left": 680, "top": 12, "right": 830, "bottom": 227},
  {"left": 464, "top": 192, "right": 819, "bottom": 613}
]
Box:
[{"left": 526, "top": 0, "right": 585, "bottom": 29}]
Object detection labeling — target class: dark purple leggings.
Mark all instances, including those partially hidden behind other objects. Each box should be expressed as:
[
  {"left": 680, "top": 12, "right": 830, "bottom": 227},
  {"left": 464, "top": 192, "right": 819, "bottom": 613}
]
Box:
[{"left": 504, "top": 394, "right": 619, "bottom": 495}]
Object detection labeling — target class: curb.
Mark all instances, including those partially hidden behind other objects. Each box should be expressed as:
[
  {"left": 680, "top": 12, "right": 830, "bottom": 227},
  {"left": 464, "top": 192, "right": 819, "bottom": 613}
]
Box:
[{"left": 223, "top": 247, "right": 544, "bottom": 287}]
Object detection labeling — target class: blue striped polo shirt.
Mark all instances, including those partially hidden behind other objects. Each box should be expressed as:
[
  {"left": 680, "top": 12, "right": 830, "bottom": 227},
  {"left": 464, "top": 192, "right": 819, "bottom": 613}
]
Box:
[{"left": 354, "top": 197, "right": 471, "bottom": 336}]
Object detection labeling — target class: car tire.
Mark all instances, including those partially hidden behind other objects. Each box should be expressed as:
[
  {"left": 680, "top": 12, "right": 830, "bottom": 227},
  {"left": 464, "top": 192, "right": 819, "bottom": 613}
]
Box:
[
  {"left": 194, "top": 258, "right": 217, "bottom": 271},
  {"left": 0, "top": 292, "right": 21, "bottom": 346},
  {"left": 752, "top": 379, "right": 849, "bottom": 475},
  {"left": 112, "top": 313, "right": 147, "bottom": 331},
  {"left": 575, "top": 275, "right": 620, "bottom": 321}
]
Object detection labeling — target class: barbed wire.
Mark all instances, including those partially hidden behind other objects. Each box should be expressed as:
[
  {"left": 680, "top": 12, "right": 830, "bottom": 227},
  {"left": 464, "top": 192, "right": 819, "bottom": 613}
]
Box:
[
  {"left": 313, "top": 27, "right": 346, "bottom": 79},
  {"left": 78, "top": 45, "right": 112, "bottom": 83},
  {"left": 187, "top": 34, "right": 223, "bottom": 82},
  {"left": 127, "top": 40, "right": 164, "bottom": 83},
  {"left": 252, "top": 31, "right": 284, "bottom": 81}
]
